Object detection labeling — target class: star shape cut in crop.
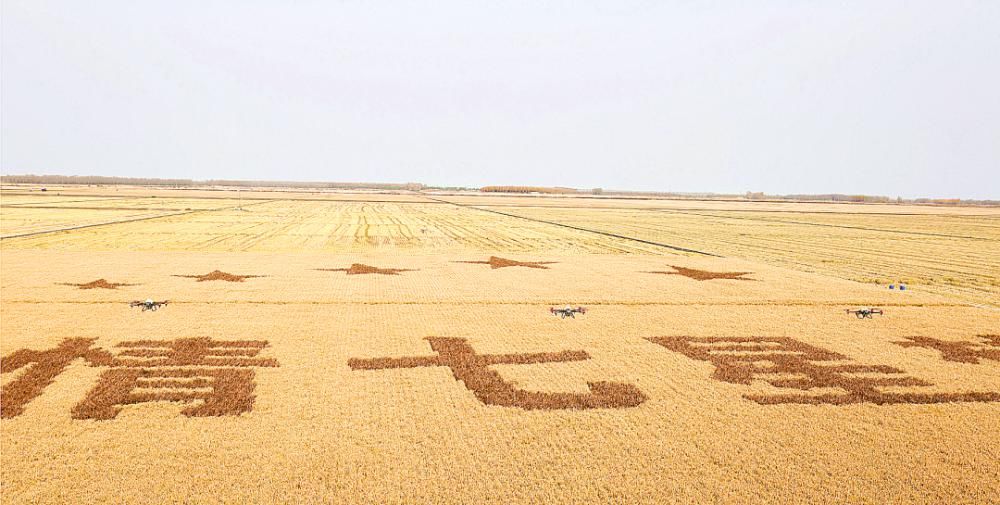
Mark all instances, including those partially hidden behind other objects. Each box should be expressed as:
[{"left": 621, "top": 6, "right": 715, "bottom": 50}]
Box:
[
  {"left": 647, "top": 265, "right": 754, "bottom": 281},
  {"left": 173, "top": 270, "right": 264, "bottom": 282},
  {"left": 457, "top": 256, "right": 556, "bottom": 269},
  {"left": 316, "top": 264, "right": 416, "bottom": 275},
  {"left": 60, "top": 279, "right": 136, "bottom": 290}
]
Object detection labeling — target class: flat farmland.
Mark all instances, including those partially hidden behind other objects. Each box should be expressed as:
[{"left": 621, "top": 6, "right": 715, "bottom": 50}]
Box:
[
  {"left": 2, "top": 198, "right": 662, "bottom": 254},
  {"left": 0, "top": 193, "right": 245, "bottom": 238},
  {"left": 1, "top": 187, "right": 998, "bottom": 504},
  {"left": 464, "top": 199, "right": 1000, "bottom": 307}
]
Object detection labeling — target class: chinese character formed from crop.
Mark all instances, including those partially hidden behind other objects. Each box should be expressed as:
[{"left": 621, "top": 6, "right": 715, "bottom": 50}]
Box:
[
  {"left": 73, "top": 338, "right": 279, "bottom": 420},
  {"left": 647, "top": 336, "right": 1000, "bottom": 405},
  {"left": 895, "top": 335, "right": 999, "bottom": 364},
  {"left": 349, "top": 337, "right": 646, "bottom": 410},
  {"left": 1, "top": 338, "right": 278, "bottom": 420},
  {"left": 1, "top": 338, "right": 112, "bottom": 418}
]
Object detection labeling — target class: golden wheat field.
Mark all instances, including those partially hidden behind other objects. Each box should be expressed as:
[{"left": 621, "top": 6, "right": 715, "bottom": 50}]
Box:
[{"left": 1, "top": 186, "right": 999, "bottom": 504}]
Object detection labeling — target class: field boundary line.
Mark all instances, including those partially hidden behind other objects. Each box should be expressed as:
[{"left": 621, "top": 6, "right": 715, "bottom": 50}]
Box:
[
  {"left": 0, "top": 199, "right": 276, "bottom": 240},
  {"left": 473, "top": 203, "right": 1000, "bottom": 217},
  {"left": 1, "top": 191, "right": 448, "bottom": 205},
  {"left": 0, "top": 196, "right": 138, "bottom": 207},
  {"left": 968, "top": 304, "right": 1000, "bottom": 312},
  {"left": 423, "top": 197, "right": 721, "bottom": 257},
  {"left": 0, "top": 205, "right": 218, "bottom": 211},
  {"left": 646, "top": 208, "right": 998, "bottom": 241}
]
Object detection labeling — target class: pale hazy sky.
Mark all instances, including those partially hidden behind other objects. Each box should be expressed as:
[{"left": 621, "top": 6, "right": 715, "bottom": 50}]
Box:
[{"left": 2, "top": 1, "right": 998, "bottom": 198}]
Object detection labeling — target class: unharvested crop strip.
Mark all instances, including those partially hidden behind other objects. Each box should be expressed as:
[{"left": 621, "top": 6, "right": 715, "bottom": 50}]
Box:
[{"left": 422, "top": 197, "right": 720, "bottom": 256}]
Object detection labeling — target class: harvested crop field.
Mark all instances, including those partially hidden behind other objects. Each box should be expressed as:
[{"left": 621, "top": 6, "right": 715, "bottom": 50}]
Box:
[{"left": 1, "top": 186, "right": 999, "bottom": 504}]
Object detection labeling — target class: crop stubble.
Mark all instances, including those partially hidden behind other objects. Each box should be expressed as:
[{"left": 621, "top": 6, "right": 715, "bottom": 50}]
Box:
[{"left": 1, "top": 187, "right": 999, "bottom": 504}]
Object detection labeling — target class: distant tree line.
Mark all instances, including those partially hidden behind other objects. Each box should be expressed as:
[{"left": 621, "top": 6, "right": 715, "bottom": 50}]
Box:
[
  {"left": 3, "top": 174, "right": 994, "bottom": 205},
  {"left": 481, "top": 186, "right": 577, "bottom": 194},
  {"left": 1, "top": 174, "right": 197, "bottom": 186},
  {"left": 0, "top": 174, "right": 424, "bottom": 191},
  {"left": 583, "top": 189, "right": 997, "bottom": 206},
  {"left": 751, "top": 192, "right": 893, "bottom": 203},
  {"left": 745, "top": 192, "right": 997, "bottom": 205}
]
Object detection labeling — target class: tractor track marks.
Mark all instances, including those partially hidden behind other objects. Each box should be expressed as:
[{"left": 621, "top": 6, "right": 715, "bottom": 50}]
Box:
[
  {"left": 646, "top": 208, "right": 999, "bottom": 241},
  {"left": 0, "top": 200, "right": 276, "bottom": 240},
  {"left": 423, "top": 197, "right": 720, "bottom": 257}
]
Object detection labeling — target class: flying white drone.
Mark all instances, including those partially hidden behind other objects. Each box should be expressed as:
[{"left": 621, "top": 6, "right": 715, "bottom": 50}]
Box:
[
  {"left": 130, "top": 299, "right": 168, "bottom": 312},
  {"left": 550, "top": 306, "right": 587, "bottom": 319}
]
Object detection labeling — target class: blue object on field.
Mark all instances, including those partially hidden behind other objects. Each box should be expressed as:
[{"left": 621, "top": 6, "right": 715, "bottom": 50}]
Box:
[
  {"left": 889, "top": 285, "right": 895, "bottom": 289},
  {"left": 899, "top": 284, "right": 906, "bottom": 290}
]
